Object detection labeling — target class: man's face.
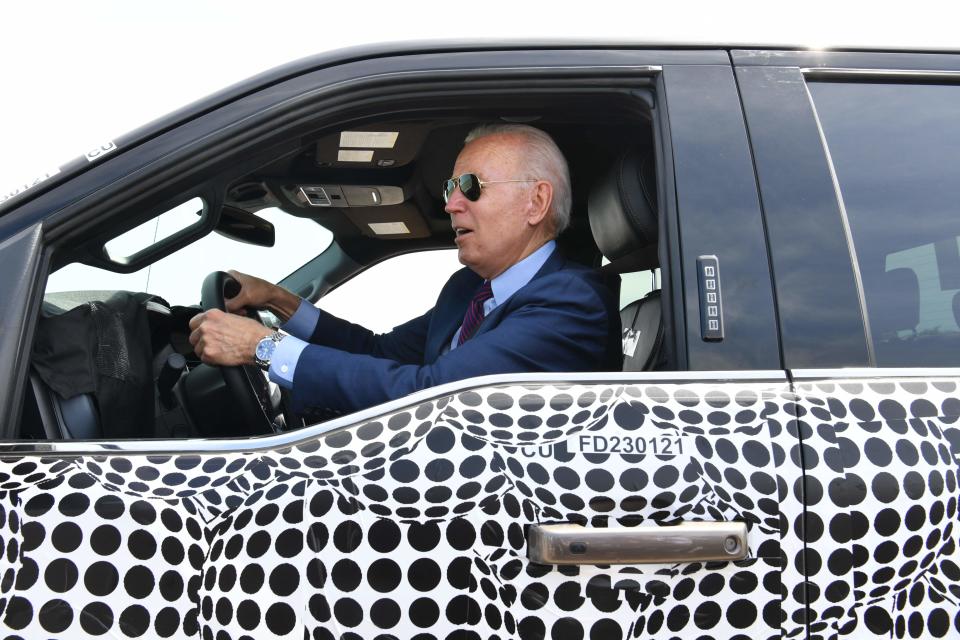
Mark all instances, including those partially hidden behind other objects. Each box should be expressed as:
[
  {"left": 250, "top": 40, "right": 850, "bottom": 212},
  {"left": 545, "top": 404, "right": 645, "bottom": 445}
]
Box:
[{"left": 445, "top": 134, "right": 546, "bottom": 280}]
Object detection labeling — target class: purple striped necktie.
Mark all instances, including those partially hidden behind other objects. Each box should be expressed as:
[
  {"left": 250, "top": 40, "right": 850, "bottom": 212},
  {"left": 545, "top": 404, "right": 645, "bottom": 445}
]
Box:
[{"left": 457, "top": 280, "right": 494, "bottom": 346}]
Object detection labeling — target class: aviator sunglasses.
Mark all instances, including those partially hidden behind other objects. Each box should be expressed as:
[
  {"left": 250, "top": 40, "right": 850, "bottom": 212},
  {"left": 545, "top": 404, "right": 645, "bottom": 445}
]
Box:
[{"left": 442, "top": 173, "right": 537, "bottom": 203}]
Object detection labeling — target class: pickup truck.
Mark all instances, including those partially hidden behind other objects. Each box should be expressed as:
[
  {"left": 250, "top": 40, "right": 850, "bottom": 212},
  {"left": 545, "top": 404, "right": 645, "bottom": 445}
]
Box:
[{"left": 0, "top": 43, "right": 957, "bottom": 640}]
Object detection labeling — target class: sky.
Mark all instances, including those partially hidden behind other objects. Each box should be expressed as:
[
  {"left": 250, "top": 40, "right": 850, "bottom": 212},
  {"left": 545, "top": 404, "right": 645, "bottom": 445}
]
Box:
[
  {"left": 2, "top": 0, "right": 958, "bottom": 327},
  {"left": 3, "top": 0, "right": 959, "bottom": 193}
]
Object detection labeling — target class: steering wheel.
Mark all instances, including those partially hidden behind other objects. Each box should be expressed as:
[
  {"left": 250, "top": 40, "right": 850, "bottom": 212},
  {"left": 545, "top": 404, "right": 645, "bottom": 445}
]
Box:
[{"left": 199, "top": 271, "right": 280, "bottom": 435}]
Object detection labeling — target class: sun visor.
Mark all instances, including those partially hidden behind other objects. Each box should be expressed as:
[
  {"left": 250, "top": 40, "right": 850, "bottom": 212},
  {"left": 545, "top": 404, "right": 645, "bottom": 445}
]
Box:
[
  {"left": 315, "top": 124, "right": 430, "bottom": 168},
  {"left": 343, "top": 203, "right": 430, "bottom": 239}
]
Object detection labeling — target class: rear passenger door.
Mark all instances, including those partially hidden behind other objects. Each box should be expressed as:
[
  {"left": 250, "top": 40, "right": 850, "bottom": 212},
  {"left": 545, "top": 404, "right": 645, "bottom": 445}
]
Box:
[{"left": 736, "top": 50, "right": 960, "bottom": 639}]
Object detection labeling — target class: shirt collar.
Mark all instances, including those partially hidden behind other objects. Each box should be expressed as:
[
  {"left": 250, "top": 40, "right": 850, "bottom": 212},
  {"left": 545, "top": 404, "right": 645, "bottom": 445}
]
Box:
[{"left": 489, "top": 240, "right": 556, "bottom": 308}]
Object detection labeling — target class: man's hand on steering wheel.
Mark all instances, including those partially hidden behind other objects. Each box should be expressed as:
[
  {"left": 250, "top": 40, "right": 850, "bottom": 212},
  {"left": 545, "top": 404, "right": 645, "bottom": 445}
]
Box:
[
  {"left": 224, "top": 269, "right": 301, "bottom": 322},
  {"left": 187, "top": 308, "right": 271, "bottom": 367},
  {"left": 193, "top": 271, "right": 304, "bottom": 435}
]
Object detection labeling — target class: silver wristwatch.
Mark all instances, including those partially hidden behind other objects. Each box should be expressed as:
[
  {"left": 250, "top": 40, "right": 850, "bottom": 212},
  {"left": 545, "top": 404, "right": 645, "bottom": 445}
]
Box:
[{"left": 254, "top": 331, "right": 284, "bottom": 371}]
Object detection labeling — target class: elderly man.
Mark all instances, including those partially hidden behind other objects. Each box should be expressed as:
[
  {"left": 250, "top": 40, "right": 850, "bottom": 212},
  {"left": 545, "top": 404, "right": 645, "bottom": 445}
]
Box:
[{"left": 189, "top": 124, "right": 621, "bottom": 415}]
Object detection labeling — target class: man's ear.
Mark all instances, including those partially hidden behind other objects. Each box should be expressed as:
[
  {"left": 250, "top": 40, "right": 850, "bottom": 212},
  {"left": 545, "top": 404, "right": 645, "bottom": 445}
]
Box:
[{"left": 526, "top": 180, "right": 553, "bottom": 227}]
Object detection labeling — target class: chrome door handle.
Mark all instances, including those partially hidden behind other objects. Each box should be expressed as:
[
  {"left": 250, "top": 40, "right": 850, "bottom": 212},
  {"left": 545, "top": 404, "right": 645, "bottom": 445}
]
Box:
[{"left": 527, "top": 521, "right": 748, "bottom": 565}]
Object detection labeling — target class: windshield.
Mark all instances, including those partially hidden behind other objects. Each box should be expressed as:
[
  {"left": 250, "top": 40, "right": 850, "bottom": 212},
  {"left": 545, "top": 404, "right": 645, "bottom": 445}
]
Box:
[{"left": 45, "top": 207, "right": 333, "bottom": 306}]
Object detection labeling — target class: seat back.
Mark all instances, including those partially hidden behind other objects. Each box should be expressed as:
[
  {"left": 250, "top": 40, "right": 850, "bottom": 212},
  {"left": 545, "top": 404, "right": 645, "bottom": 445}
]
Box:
[
  {"left": 29, "top": 373, "right": 103, "bottom": 439},
  {"left": 588, "top": 148, "right": 662, "bottom": 370},
  {"left": 620, "top": 290, "right": 663, "bottom": 371}
]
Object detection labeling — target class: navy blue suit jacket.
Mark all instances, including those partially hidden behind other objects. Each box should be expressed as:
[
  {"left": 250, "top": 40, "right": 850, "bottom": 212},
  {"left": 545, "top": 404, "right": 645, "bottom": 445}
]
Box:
[{"left": 291, "top": 250, "right": 621, "bottom": 414}]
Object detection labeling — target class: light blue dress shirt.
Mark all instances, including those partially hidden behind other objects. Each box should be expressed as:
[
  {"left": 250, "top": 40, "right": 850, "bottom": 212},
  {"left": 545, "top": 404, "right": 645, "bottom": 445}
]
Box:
[{"left": 268, "top": 240, "right": 557, "bottom": 389}]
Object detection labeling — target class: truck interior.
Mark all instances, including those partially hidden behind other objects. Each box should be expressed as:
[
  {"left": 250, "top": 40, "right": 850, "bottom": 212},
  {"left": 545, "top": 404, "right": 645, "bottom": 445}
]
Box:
[{"left": 19, "top": 84, "right": 671, "bottom": 441}]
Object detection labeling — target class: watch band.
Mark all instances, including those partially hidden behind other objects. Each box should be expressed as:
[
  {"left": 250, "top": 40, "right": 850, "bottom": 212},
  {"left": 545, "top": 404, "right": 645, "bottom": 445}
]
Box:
[{"left": 254, "top": 331, "right": 284, "bottom": 371}]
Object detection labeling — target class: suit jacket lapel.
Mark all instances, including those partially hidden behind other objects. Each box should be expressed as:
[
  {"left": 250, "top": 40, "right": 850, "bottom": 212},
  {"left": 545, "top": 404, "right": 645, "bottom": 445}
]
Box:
[
  {"left": 425, "top": 268, "right": 482, "bottom": 360},
  {"left": 469, "top": 249, "right": 568, "bottom": 340}
]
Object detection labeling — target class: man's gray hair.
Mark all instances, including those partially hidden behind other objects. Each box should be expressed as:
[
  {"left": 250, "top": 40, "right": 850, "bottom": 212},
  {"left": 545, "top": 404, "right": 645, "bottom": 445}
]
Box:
[{"left": 464, "top": 124, "right": 572, "bottom": 235}]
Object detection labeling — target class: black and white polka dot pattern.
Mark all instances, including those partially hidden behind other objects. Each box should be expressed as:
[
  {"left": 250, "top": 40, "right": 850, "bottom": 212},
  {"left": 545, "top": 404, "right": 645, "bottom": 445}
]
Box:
[
  {"left": 794, "top": 374, "right": 960, "bottom": 639},
  {"left": 0, "top": 373, "right": 954, "bottom": 638}
]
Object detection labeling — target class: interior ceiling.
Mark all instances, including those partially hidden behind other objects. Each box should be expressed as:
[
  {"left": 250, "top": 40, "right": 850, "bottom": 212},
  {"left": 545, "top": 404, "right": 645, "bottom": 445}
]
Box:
[{"left": 226, "top": 90, "right": 653, "bottom": 264}]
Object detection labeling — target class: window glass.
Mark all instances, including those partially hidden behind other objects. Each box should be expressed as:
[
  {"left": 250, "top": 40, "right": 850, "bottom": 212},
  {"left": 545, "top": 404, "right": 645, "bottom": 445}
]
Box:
[
  {"left": 601, "top": 256, "right": 659, "bottom": 310},
  {"left": 809, "top": 82, "right": 960, "bottom": 367},
  {"left": 105, "top": 197, "right": 204, "bottom": 260},
  {"left": 619, "top": 269, "right": 659, "bottom": 311},
  {"left": 46, "top": 207, "right": 332, "bottom": 306},
  {"left": 318, "top": 249, "right": 463, "bottom": 334}
]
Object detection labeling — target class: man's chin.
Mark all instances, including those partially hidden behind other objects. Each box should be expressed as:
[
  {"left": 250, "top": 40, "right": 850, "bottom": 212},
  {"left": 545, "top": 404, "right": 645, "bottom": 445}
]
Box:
[{"left": 457, "top": 250, "right": 485, "bottom": 277}]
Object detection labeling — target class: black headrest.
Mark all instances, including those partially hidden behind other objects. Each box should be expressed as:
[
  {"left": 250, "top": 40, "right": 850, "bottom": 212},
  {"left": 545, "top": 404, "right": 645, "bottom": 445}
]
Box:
[{"left": 588, "top": 149, "right": 658, "bottom": 267}]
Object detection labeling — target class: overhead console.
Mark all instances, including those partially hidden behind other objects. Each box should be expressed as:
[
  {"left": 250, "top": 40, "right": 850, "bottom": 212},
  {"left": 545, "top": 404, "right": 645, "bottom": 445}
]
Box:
[
  {"left": 296, "top": 184, "right": 405, "bottom": 208},
  {"left": 275, "top": 181, "right": 427, "bottom": 239}
]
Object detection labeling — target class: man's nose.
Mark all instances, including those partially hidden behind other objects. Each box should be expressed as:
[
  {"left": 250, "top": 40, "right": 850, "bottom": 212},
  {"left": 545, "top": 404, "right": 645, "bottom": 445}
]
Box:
[{"left": 444, "top": 188, "right": 467, "bottom": 215}]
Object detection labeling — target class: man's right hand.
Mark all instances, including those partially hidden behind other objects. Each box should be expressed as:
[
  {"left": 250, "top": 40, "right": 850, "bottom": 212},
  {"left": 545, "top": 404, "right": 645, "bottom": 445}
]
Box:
[{"left": 225, "top": 270, "right": 301, "bottom": 322}]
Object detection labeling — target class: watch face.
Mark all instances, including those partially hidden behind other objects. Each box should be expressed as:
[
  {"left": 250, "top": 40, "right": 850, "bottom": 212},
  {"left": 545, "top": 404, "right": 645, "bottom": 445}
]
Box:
[{"left": 256, "top": 336, "right": 276, "bottom": 362}]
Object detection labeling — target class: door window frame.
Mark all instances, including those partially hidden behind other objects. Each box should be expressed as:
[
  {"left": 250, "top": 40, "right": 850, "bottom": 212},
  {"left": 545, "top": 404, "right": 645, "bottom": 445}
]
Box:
[{"left": 5, "top": 47, "right": 698, "bottom": 443}]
